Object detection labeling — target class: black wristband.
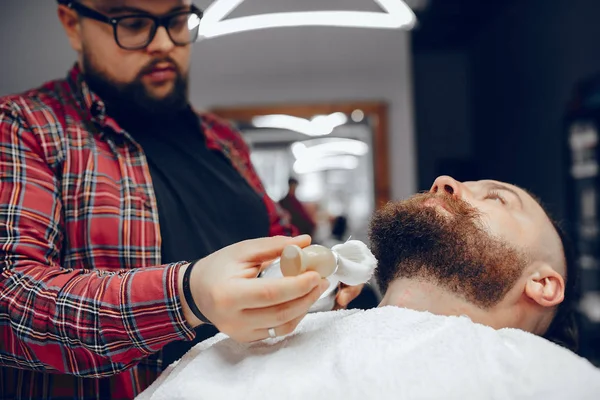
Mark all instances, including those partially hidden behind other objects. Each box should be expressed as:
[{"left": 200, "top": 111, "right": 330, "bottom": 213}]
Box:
[{"left": 182, "top": 261, "right": 212, "bottom": 325}]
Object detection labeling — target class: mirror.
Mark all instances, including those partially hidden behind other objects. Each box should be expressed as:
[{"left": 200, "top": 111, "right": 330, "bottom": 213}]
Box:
[{"left": 212, "top": 102, "right": 390, "bottom": 245}]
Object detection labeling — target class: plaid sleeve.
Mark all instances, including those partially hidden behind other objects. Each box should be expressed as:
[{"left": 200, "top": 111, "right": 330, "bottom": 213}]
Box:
[{"left": 0, "top": 107, "right": 195, "bottom": 377}]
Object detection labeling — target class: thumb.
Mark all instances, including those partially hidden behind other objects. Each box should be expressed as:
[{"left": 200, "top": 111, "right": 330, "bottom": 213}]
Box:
[
  {"left": 239, "top": 235, "right": 312, "bottom": 265},
  {"left": 336, "top": 284, "right": 364, "bottom": 307}
]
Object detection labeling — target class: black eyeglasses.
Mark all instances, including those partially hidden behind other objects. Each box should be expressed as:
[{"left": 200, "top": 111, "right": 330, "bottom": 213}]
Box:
[{"left": 64, "top": 2, "right": 203, "bottom": 50}]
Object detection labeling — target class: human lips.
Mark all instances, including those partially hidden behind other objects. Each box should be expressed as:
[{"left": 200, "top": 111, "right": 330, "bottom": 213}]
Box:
[
  {"left": 143, "top": 63, "right": 177, "bottom": 82},
  {"left": 422, "top": 197, "right": 452, "bottom": 215}
]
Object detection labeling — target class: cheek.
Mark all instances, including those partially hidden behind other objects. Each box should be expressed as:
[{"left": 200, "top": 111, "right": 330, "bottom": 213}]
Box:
[
  {"left": 476, "top": 205, "right": 525, "bottom": 245},
  {"left": 172, "top": 46, "right": 192, "bottom": 74},
  {"left": 105, "top": 56, "right": 146, "bottom": 83},
  {"left": 86, "top": 45, "right": 147, "bottom": 82},
  {"left": 81, "top": 25, "right": 148, "bottom": 82}
]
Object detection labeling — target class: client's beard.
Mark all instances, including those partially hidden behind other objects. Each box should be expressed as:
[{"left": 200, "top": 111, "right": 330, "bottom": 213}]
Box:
[
  {"left": 369, "top": 193, "right": 527, "bottom": 309},
  {"left": 82, "top": 50, "right": 189, "bottom": 118}
]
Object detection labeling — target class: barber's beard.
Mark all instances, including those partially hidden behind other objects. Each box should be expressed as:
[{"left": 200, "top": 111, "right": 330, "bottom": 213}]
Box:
[
  {"left": 82, "top": 50, "right": 189, "bottom": 118},
  {"left": 369, "top": 193, "right": 527, "bottom": 309}
]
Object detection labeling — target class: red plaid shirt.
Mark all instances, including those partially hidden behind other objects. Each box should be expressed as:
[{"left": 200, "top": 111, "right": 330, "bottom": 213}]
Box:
[{"left": 0, "top": 65, "right": 295, "bottom": 400}]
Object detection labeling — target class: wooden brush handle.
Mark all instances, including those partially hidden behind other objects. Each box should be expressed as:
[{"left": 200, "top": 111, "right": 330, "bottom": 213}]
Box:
[{"left": 280, "top": 244, "right": 337, "bottom": 278}]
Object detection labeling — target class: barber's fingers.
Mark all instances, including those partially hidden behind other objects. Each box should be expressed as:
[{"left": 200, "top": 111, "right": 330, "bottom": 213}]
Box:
[
  {"left": 334, "top": 284, "right": 365, "bottom": 310},
  {"left": 244, "top": 260, "right": 278, "bottom": 279},
  {"left": 236, "top": 235, "right": 312, "bottom": 264},
  {"left": 242, "top": 279, "right": 329, "bottom": 327},
  {"left": 247, "top": 312, "right": 310, "bottom": 343},
  {"left": 230, "top": 271, "right": 323, "bottom": 309}
]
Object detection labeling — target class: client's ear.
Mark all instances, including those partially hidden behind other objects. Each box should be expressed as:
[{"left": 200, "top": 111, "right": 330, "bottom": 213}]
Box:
[{"left": 524, "top": 263, "right": 565, "bottom": 308}]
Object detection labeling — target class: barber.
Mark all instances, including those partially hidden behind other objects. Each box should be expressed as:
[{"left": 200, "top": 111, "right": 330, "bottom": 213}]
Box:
[{"left": 0, "top": 1, "right": 362, "bottom": 399}]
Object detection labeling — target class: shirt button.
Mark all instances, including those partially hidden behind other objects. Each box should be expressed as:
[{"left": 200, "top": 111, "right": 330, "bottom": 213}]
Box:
[{"left": 91, "top": 103, "right": 103, "bottom": 118}]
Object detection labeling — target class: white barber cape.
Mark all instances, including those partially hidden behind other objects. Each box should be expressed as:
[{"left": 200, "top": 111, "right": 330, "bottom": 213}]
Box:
[{"left": 138, "top": 307, "right": 600, "bottom": 400}]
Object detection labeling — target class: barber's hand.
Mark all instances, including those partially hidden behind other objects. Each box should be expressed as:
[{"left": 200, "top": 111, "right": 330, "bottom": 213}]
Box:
[
  {"left": 333, "top": 283, "right": 364, "bottom": 310},
  {"left": 180, "top": 235, "right": 330, "bottom": 342}
]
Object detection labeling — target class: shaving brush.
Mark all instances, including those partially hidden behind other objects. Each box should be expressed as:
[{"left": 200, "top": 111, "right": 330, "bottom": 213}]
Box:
[
  {"left": 259, "top": 240, "right": 378, "bottom": 312},
  {"left": 279, "top": 244, "right": 338, "bottom": 278}
]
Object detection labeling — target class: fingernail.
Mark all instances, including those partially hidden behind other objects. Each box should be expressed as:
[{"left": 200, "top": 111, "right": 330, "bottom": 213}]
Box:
[{"left": 294, "top": 234, "right": 311, "bottom": 240}]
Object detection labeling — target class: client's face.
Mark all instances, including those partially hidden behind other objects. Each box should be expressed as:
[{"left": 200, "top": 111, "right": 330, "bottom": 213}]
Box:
[{"left": 370, "top": 176, "right": 564, "bottom": 309}]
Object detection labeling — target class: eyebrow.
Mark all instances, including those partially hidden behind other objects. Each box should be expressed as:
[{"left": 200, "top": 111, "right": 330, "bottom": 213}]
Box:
[
  {"left": 486, "top": 182, "right": 524, "bottom": 208},
  {"left": 104, "top": 5, "right": 190, "bottom": 15}
]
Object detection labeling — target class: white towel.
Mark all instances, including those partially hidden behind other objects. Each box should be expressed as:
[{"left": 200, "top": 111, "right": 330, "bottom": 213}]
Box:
[{"left": 138, "top": 307, "right": 600, "bottom": 400}]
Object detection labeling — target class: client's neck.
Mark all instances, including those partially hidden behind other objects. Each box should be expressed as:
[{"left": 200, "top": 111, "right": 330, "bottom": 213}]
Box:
[{"left": 379, "top": 279, "right": 504, "bottom": 330}]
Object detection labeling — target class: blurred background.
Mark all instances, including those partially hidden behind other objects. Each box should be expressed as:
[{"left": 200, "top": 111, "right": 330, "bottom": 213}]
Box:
[
  {"left": 2, "top": 0, "right": 600, "bottom": 364},
  {"left": 212, "top": 102, "right": 389, "bottom": 245}
]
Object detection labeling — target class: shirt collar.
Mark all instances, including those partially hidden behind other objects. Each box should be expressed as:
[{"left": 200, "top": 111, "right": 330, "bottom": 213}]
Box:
[
  {"left": 67, "top": 63, "right": 107, "bottom": 120},
  {"left": 67, "top": 63, "right": 135, "bottom": 137}
]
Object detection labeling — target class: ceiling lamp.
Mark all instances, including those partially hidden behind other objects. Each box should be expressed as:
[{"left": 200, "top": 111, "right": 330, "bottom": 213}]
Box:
[
  {"left": 252, "top": 113, "right": 348, "bottom": 137},
  {"left": 291, "top": 138, "right": 369, "bottom": 159},
  {"left": 198, "top": 0, "right": 417, "bottom": 39},
  {"left": 293, "top": 155, "right": 360, "bottom": 174}
]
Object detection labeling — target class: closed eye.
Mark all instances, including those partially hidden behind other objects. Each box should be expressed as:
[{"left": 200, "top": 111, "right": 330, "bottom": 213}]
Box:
[{"left": 484, "top": 190, "right": 507, "bottom": 205}]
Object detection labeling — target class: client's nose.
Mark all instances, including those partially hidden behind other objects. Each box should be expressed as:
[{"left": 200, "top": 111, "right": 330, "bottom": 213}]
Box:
[{"left": 430, "top": 176, "right": 462, "bottom": 197}]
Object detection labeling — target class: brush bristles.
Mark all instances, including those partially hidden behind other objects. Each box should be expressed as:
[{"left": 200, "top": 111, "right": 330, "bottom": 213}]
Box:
[{"left": 331, "top": 240, "right": 378, "bottom": 286}]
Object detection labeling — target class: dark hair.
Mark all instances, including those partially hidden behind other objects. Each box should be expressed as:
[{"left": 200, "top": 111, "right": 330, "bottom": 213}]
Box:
[
  {"left": 542, "top": 220, "right": 580, "bottom": 352},
  {"left": 288, "top": 177, "right": 299, "bottom": 186}
]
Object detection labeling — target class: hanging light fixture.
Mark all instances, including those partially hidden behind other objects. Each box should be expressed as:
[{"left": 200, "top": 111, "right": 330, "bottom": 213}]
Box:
[
  {"left": 252, "top": 113, "right": 348, "bottom": 137},
  {"left": 198, "top": 0, "right": 417, "bottom": 39}
]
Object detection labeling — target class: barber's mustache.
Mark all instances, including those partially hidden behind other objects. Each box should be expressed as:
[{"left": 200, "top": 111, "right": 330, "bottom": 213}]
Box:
[{"left": 138, "top": 58, "right": 181, "bottom": 77}]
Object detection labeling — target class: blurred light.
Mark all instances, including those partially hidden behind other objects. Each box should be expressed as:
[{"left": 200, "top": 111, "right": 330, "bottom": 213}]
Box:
[
  {"left": 252, "top": 113, "right": 348, "bottom": 137},
  {"left": 296, "top": 173, "right": 323, "bottom": 202},
  {"left": 291, "top": 138, "right": 369, "bottom": 160},
  {"left": 294, "top": 155, "right": 359, "bottom": 174},
  {"left": 579, "top": 292, "right": 600, "bottom": 323},
  {"left": 188, "top": 13, "right": 201, "bottom": 30},
  {"left": 291, "top": 142, "right": 308, "bottom": 159},
  {"left": 351, "top": 109, "right": 365, "bottom": 122},
  {"left": 198, "top": 0, "right": 417, "bottom": 39}
]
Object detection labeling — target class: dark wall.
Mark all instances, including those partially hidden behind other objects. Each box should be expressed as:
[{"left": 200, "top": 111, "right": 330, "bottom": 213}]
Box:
[
  {"left": 470, "top": 0, "right": 600, "bottom": 219},
  {"left": 413, "top": 51, "right": 473, "bottom": 190}
]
